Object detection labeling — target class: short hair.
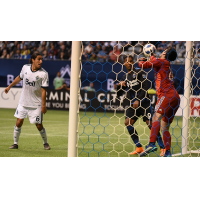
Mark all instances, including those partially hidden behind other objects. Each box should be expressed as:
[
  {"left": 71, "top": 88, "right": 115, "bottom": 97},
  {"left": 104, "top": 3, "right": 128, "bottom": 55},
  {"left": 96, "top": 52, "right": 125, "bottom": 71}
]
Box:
[
  {"left": 29, "top": 52, "right": 42, "bottom": 64},
  {"left": 165, "top": 47, "right": 177, "bottom": 62}
]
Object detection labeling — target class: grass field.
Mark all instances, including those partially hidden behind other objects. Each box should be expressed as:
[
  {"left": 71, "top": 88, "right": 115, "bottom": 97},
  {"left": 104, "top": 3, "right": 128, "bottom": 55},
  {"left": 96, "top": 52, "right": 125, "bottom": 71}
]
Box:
[{"left": 0, "top": 108, "right": 200, "bottom": 157}]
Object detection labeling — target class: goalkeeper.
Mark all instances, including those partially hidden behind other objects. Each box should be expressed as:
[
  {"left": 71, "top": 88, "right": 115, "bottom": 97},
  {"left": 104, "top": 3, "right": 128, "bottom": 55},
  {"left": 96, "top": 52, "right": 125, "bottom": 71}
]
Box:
[
  {"left": 117, "top": 55, "right": 165, "bottom": 156},
  {"left": 138, "top": 47, "right": 180, "bottom": 157}
]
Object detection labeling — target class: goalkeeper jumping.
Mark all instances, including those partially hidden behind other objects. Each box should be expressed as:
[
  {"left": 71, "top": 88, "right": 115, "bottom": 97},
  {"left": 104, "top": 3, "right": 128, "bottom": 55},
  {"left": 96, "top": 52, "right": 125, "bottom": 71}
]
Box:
[
  {"left": 138, "top": 46, "right": 180, "bottom": 157},
  {"left": 117, "top": 55, "right": 165, "bottom": 156}
]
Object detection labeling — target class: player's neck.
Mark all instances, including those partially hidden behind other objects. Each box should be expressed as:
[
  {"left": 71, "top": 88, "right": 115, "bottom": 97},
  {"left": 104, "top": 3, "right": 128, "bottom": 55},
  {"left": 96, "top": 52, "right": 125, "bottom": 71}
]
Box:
[{"left": 31, "top": 64, "right": 39, "bottom": 72}]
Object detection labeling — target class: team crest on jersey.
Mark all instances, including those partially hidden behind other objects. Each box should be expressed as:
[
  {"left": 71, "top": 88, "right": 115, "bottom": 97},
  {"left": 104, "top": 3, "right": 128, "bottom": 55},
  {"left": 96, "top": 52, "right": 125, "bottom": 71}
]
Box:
[
  {"left": 133, "top": 73, "right": 136, "bottom": 79},
  {"left": 36, "top": 76, "right": 39, "bottom": 80}
]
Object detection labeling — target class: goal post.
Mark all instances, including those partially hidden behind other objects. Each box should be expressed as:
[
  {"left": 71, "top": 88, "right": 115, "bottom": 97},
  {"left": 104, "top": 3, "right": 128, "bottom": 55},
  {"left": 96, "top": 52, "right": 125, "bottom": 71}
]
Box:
[
  {"left": 181, "top": 41, "right": 192, "bottom": 155},
  {"left": 68, "top": 41, "right": 81, "bottom": 157}
]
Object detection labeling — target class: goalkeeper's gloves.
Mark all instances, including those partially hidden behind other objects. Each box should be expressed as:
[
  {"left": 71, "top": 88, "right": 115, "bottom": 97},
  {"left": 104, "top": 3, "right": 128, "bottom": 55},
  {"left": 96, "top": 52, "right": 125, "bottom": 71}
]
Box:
[{"left": 138, "top": 57, "right": 147, "bottom": 62}]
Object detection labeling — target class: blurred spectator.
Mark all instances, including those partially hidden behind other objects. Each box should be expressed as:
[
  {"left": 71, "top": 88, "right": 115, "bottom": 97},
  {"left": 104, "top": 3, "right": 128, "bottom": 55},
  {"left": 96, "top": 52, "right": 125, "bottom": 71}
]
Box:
[
  {"left": 104, "top": 42, "right": 113, "bottom": 54},
  {"left": 0, "top": 43, "right": 10, "bottom": 57},
  {"left": 37, "top": 41, "right": 47, "bottom": 54},
  {"left": 20, "top": 41, "right": 25, "bottom": 50},
  {"left": 83, "top": 82, "right": 95, "bottom": 92},
  {"left": 110, "top": 41, "right": 117, "bottom": 47},
  {"left": 85, "top": 42, "right": 93, "bottom": 55},
  {"left": 81, "top": 46, "right": 88, "bottom": 61},
  {"left": 48, "top": 44, "right": 58, "bottom": 58},
  {"left": 0, "top": 49, "right": 10, "bottom": 59},
  {"left": 175, "top": 41, "right": 186, "bottom": 58},
  {"left": 13, "top": 49, "right": 22, "bottom": 59},
  {"left": 94, "top": 43, "right": 102, "bottom": 54},
  {"left": 10, "top": 41, "right": 19, "bottom": 57},
  {"left": 98, "top": 46, "right": 107, "bottom": 62},
  {"left": 42, "top": 50, "right": 48, "bottom": 60},
  {"left": 30, "top": 46, "right": 38, "bottom": 54},
  {"left": 53, "top": 71, "right": 65, "bottom": 90},
  {"left": 157, "top": 41, "right": 168, "bottom": 52},
  {"left": 21, "top": 45, "right": 30, "bottom": 56},
  {"left": 109, "top": 46, "right": 121, "bottom": 62},
  {"left": 58, "top": 44, "right": 68, "bottom": 59},
  {"left": 56, "top": 82, "right": 70, "bottom": 91},
  {"left": 59, "top": 51, "right": 67, "bottom": 60},
  {"left": 49, "top": 50, "right": 57, "bottom": 60},
  {"left": 89, "top": 53, "right": 98, "bottom": 62},
  {"left": 22, "top": 50, "right": 31, "bottom": 59}
]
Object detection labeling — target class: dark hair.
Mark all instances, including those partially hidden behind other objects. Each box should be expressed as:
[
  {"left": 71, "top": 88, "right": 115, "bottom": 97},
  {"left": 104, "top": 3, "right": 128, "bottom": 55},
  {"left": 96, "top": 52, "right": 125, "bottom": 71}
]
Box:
[
  {"left": 123, "top": 55, "right": 134, "bottom": 61},
  {"left": 165, "top": 47, "right": 177, "bottom": 62},
  {"left": 29, "top": 52, "right": 42, "bottom": 64}
]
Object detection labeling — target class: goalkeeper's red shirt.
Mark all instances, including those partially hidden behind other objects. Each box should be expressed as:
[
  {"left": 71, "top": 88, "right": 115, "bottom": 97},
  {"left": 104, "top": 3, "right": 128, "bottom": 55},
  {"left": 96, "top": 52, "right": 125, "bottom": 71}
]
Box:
[{"left": 138, "top": 55, "right": 177, "bottom": 98}]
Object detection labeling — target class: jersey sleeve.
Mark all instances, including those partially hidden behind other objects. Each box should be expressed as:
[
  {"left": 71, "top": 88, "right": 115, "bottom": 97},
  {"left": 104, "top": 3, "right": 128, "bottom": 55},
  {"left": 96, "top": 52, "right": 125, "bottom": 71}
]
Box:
[
  {"left": 137, "top": 71, "right": 149, "bottom": 101},
  {"left": 41, "top": 72, "right": 49, "bottom": 88},
  {"left": 138, "top": 56, "right": 161, "bottom": 69},
  {"left": 19, "top": 65, "right": 25, "bottom": 80},
  {"left": 117, "top": 75, "right": 127, "bottom": 97}
]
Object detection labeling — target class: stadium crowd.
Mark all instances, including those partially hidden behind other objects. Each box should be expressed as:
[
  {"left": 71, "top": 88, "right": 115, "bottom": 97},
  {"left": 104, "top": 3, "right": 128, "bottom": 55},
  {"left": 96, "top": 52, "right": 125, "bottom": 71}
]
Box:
[{"left": 0, "top": 41, "right": 200, "bottom": 64}]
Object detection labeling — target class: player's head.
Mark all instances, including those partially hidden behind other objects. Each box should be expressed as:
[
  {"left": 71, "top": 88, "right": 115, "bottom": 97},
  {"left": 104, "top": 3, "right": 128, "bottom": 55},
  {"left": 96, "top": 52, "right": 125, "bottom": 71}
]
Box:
[
  {"left": 29, "top": 52, "right": 43, "bottom": 70},
  {"left": 160, "top": 47, "right": 177, "bottom": 61},
  {"left": 57, "top": 71, "right": 61, "bottom": 77},
  {"left": 124, "top": 55, "right": 134, "bottom": 72}
]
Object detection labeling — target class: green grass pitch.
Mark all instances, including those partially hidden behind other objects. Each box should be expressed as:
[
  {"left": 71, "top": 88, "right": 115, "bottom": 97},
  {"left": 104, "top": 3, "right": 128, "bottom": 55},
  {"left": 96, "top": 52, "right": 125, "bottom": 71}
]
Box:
[{"left": 0, "top": 108, "right": 199, "bottom": 157}]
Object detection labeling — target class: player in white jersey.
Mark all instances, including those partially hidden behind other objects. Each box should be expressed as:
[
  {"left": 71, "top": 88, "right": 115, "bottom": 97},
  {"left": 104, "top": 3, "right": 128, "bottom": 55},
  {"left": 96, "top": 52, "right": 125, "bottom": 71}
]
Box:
[{"left": 4, "top": 52, "right": 50, "bottom": 150}]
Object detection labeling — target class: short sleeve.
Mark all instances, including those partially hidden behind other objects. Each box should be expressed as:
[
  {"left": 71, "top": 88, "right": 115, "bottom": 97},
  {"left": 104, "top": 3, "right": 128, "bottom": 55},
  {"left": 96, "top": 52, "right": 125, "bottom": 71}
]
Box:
[
  {"left": 41, "top": 72, "right": 49, "bottom": 88},
  {"left": 19, "top": 65, "right": 25, "bottom": 80}
]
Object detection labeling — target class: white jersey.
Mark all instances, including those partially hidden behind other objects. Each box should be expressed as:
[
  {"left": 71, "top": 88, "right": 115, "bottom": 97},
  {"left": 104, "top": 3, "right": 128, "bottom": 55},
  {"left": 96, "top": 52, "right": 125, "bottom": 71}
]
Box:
[{"left": 18, "top": 64, "right": 49, "bottom": 108}]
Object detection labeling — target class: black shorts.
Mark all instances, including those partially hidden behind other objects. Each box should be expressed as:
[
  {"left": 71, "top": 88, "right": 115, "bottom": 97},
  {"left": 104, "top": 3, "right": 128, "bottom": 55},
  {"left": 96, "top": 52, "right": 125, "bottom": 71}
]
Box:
[{"left": 125, "top": 100, "right": 152, "bottom": 122}]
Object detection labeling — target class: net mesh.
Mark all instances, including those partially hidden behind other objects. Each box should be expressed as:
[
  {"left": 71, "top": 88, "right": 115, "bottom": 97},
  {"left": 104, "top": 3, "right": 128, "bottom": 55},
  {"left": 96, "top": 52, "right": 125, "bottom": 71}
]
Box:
[{"left": 77, "top": 41, "right": 200, "bottom": 157}]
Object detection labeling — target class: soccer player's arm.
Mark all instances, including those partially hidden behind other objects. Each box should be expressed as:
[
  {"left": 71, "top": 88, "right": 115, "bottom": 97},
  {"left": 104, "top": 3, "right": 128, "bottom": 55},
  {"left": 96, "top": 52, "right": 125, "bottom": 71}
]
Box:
[
  {"left": 5, "top": 66, "right": 24, "bottom": 94},
  {"left": 41, "top": 73, "right": 49, "bottom": 114},
  {"left": 132, "top": 71, "right": 149, "bottom": 108},
  {"left": 137, "top": 71, "right": 149, "bottom": 101},
  {"left": 138, "top": 55, "right": 161, "bottom": 69},
  {"left": 117, "top": 76, "right": 127, "bottom": 97}
]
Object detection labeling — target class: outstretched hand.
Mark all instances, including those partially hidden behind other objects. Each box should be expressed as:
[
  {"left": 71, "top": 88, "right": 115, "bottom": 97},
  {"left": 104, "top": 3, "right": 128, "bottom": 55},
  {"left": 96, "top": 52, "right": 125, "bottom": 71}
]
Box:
[
  {"left": 138, "top": 57, "right": 147, "bottom": 62},
  {"left": 118, "top": 81, "right": 126, "bottom": 87}
]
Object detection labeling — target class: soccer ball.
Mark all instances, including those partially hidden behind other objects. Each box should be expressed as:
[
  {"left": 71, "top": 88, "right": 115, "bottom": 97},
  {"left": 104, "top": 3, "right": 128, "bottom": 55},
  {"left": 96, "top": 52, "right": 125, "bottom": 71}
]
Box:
[{"left": 143, "top": 43, "right": 156, "bottom": 57}]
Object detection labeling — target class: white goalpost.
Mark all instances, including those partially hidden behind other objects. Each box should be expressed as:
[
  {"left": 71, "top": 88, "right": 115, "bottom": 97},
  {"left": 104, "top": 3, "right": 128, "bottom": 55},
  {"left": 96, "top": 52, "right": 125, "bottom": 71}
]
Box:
[
  {"left": 68, "top": 41, "right": 81, "bottom": 157},
  {"left": 173, "top": 41, "right": 200, "bottom": 156}
]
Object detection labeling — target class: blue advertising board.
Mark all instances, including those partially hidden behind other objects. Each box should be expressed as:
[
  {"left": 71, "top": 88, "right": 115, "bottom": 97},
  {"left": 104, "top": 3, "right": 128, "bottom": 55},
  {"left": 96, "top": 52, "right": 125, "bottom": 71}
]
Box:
[{"left": 0, "top": 58, "right": 200, "bottom": 95}]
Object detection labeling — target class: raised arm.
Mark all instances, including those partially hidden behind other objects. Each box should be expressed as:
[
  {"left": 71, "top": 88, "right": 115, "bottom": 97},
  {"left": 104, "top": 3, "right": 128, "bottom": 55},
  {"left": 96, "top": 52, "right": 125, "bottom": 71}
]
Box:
[
  {"left": 4, "top": 75, "right": 22, "bottom": 94},
  {"left": 138, "top": 55, "right": 161, "bottom": 69}
]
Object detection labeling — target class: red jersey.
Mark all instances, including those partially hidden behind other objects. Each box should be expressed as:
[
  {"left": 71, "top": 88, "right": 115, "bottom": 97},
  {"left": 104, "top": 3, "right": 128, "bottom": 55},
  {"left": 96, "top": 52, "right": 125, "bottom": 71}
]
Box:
[{"left": 139, "top": 55, "right": 176, "bottom": 98}]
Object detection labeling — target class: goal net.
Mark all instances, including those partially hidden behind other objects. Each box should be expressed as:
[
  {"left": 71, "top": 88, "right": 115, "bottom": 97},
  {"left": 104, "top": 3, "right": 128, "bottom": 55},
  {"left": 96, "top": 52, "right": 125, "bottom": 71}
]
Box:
[{"left": 68, "top": 41, "right": 200, "bottom": 157}]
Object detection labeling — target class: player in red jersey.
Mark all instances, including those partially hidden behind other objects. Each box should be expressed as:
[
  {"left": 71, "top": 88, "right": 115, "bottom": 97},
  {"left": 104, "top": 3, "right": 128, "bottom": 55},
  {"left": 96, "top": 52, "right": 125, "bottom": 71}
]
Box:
[{"left": 138, "top": 46, "right": 180, "bottom": 157}]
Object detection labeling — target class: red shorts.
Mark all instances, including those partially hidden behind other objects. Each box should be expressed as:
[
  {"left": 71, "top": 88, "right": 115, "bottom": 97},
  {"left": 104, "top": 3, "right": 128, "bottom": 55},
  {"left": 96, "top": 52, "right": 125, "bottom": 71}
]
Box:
[{"left": 155, "top": 92, "right": 180, "bottom": 123}]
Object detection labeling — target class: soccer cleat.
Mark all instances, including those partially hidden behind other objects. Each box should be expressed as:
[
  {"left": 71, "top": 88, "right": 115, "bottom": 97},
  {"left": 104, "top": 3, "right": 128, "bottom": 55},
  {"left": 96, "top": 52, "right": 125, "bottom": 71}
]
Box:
[
  {"left": 139, "top": 144, "right": 158, "bottom": 157},
  {"left": 129, "top": 147, "right": 144, "bottom": 155},
  {"left": 44, "top": 143, "right": 51, "bottom": 150},
  {"left": 160, "top": 148, "right": 166, "bottom": 157},
  {"left": 164, "top": 150, "right": 172, "bottom": 157},
  {"left": 9, "top": 144, "right": 18, "bottom": 149}
]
